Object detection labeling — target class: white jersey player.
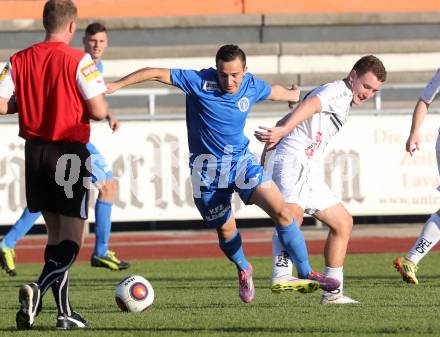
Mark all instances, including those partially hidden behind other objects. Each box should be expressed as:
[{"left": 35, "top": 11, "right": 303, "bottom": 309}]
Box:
[
  {"left": 393, "top": 69, "right": 440, "bottom": 285},
  {"left": 272, "top": 80, "right": 351, "bottom": 213},
  {"left": 255, "top": 55, "right": 387, "bottom": 304}
]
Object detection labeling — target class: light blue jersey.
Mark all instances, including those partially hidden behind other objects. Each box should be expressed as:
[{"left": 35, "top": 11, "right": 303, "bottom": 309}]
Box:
[
  {"left": 95, "top": 60, "right": 103, "bottom": 74},
  {"left": 171, "top": 68, "right": 271, "bottom": 168},
  {"left": 170, "top": 67, "right": 272, "bottom": 227}
]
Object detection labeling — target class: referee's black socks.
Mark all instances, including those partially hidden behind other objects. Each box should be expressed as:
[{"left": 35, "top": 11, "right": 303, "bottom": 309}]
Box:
[
  {"left": 37, "top": 240, "right": 79, "bottom": 298},
  {"left": 43, "top": 244, "right": 74, "bottom": 316}
]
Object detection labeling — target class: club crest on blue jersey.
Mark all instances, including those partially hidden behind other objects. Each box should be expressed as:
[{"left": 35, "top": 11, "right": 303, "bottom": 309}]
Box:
[{"left": 238, "top": 97, "right": 250, "bottom": 112}]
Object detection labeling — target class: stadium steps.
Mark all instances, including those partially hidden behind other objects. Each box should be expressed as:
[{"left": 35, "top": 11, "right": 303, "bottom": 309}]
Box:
[{"left": 1, "top": 13, "right": 440, "bottom": 116}]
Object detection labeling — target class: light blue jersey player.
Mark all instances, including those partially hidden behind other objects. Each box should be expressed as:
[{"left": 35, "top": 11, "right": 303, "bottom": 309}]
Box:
[
  {"left": 107, "top": 44, "right": 340, "bottom": 303},
  {"left": 0, "top": 22, "right": 129, "bottom": 276},
  {"left": 171, "top": 66, "right": 273, "bottom": 228}
]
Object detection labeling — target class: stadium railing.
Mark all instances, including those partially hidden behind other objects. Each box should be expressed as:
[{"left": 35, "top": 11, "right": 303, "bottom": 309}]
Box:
[{"left": 110, "top": 83, "right": 438, "bottom": 117}]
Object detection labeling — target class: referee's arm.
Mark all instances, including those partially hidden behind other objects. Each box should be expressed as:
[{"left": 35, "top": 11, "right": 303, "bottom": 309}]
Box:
[{"left": 86, "top": 93, "right": 108, "bottom": 121}]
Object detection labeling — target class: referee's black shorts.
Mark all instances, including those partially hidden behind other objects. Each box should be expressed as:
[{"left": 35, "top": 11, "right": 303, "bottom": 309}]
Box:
[{"left": 25, "top": 139, "right": 91, "bottom": 219}]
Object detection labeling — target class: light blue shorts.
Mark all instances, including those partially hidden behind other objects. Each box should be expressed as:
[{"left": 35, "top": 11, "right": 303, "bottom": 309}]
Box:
[
  {"left": 86, "top": 142, "right": 113, "bottom": 184},
  {"left": 192, "top": 153, "right": 270, "bottom": 228}
]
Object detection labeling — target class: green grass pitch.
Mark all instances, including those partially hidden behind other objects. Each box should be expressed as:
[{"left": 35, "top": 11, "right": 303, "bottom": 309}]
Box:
[{"left": 0, "top": 253, "right": 439, "bottom": 336}]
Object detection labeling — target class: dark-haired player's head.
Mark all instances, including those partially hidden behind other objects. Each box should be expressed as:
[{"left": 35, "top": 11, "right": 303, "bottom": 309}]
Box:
[
  {"left": 347, "top": 55, "right": 387, "bottom": 105},
  {"left": 83, "top": 22, "right": 108, "bottom": 61},
  {"left": 215, "top": 44, "right": 248, "bottom": 94}
]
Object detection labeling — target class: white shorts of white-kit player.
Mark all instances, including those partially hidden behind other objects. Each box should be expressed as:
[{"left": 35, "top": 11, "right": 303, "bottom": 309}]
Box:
[{"left": 272, "top": 154, "right": 340, "bottom": 215}]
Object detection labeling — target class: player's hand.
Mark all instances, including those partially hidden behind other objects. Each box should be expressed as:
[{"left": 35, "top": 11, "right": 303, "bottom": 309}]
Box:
[
  {"left": 107, "top": 114, "right": 121, "bottom": 133},
  {"left": 254, "top": 126, "right": 286, "bottom": 150},
  {"left": 105, "top": 82, "right": 119, "bottom": 94},
  {"left": 288, "top": 84, "right": 300, "bottom": 109},
  {"left": 405, "top": 132, "right": 420, "bottom": 157}
]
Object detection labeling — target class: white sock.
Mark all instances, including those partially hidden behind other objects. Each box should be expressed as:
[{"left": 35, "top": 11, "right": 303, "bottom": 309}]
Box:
[
  {"left": 323, "top": 265, "right": 344, "bottom": 297},
  {"left": 272, "top": 230, "right": 293, "bottom": 279},
  {"left": 405, "top": 213, "right": 440, "bottom": 265}
]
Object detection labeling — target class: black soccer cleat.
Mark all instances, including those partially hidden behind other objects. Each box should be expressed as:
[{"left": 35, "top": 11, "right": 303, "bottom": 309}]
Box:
[
  {"left": 56, "top": 312, "right": 87, "bottom": 330},
  {"left": 16, "top": 283, "right": 40, "bottom": 330}
]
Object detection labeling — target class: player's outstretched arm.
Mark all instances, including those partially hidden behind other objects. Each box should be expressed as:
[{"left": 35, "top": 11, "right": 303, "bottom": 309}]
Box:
[
  {"left": 106, "top": 68, "right": 172, "bottom": 94},
  {"left": 254, "top": 96, "right": 321, "bottom": 150},
  {"left": 267, "top": 84, "right": 300, "bottom": 106},
  {"left": 406, "top": 98, "right": 429, "bottom": 156}
]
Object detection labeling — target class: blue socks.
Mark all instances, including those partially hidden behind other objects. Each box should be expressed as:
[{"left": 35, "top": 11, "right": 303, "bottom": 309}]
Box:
[
  {"left": 2, "top": 207, "right": 40, "bottom": 249},
  {"left": 94, "top": 200, "right": 113, "bottom": 257},
  {"left": 219, "top": 231, "right": 250, "bottom": 271},
  {"left": 276, "top": 222, "right": 312, "bottom": 278}
]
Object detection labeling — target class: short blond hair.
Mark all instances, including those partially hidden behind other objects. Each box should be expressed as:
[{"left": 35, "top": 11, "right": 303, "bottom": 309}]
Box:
[{"left": 43, "top": 0, "right": 77, "bottom": 34}]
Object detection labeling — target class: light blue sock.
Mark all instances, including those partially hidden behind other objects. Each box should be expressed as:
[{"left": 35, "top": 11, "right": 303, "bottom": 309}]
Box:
[
  {"left": 276, "top": 222, "right": 312, "bottom": 278},
  {"left": 219, "top": 231, "right": 250, "bottom": 271},
  {"left": 94, "top": 200, "right": 112, "bottom": 257},
  {"left": 2, "top": 208, "right": 41, "bottom": 249}
]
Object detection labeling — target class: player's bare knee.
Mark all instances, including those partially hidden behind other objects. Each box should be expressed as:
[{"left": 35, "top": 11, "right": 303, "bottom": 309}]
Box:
[
  {"left": 346, "top": 215, "right": 354, "bottom": 233},
  {"left": 338, "top": 216, "right": 354, "bottom": 238},
  {"left": 98, "top": 178, "right": 117, "bottom": 201},
  {"left": 273, "top": 206, "right": 293, "bottom": 226},
  {"left": 217, "top": 220, "right": 237, "bottom": 240},
  {"left": 328, "top": 214, "right": 353, "bottom": 239},
  {"left": 291, "top": 209, "right": 304, "bottom": 226}
]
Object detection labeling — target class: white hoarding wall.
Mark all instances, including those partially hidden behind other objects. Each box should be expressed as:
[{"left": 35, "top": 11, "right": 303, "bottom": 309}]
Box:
[
  {"left": 0, "top": 114, "right": 438, "bottom": 224},
  {"left": 324, "top": 114, "right": 438, "bottom": 215}
]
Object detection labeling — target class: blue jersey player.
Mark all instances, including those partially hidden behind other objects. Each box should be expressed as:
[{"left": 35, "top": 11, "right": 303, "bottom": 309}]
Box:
[
  {"left": 107, "top": 44, "right": 339, "bottom": 303},
  {"left": 0, "top": 22, "right": 129, "bottom": 276}
]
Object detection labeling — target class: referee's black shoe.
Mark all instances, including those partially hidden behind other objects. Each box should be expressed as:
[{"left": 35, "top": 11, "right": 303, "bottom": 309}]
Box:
[
  {"left": 56, "top": 312, "right": 87, "bottom": 330},
  {"left": 16, "top": 283, "right": 40, "bottom": 330}
]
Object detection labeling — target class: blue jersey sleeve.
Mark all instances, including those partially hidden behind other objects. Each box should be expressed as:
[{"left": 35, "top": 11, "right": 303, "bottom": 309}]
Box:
[
  {"left": 170, "top": 68, "right": 201, "bottom": 95},
  {"left": 252, "top": 76, "right": 272, "bottom": 102}
]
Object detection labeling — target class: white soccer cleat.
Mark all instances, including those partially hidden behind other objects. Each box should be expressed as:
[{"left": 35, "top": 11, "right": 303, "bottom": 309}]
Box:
[{"left": 320, "top": 293, "right": 359, "bottom": 304}]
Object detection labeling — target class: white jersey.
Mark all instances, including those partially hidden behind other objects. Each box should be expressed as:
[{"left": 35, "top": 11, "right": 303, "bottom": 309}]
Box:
[
  {"left": 275, "top": 80, "right": 352, "bottom": 162},
  {"left": 421, "top": 69, "right": 440, "bottom": 105},
  {"left": 76, "top": 54, "right": 107, "bottom": 99},
  {"left": 421, "top": 69, "right": 440, "bottom": 190}
]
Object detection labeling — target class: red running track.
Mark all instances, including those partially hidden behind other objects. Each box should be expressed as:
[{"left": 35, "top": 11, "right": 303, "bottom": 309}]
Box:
[{"left": 9, "top": 230, "right": 440, "bottom": 263}]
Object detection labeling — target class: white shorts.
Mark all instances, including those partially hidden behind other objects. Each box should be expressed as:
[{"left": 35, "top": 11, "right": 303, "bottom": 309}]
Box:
[{"left": 271, "top": 154, "right": 339, "bottom": 215}]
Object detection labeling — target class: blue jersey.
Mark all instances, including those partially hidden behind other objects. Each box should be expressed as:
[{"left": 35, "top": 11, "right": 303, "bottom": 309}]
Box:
[
  {"left": 95, "top": 60, "right": 103, "bottom": 74},
  {"left": 170, "top": 68, "right": 271, "bottom": 168}
]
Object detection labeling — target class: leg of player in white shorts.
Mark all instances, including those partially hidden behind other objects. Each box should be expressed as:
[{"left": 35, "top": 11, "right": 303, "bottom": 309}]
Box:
[{"left": 271, "top": 157, "right": 358, "bottom": 304}]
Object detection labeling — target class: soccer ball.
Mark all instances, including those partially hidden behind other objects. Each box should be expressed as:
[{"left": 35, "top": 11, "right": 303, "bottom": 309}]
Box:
[{"left": 115, "top": 275, "right": 154, "bottom": 313}]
